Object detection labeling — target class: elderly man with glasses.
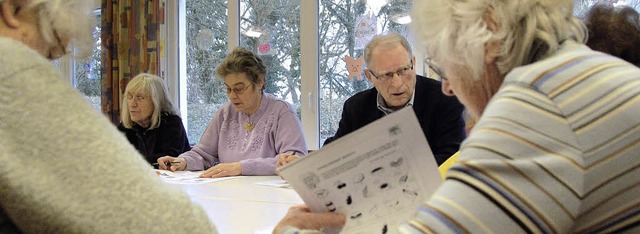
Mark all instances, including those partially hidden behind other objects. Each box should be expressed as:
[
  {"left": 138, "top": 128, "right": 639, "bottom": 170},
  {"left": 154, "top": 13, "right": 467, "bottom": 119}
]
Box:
[{"left": 324, "top": 32, "right": 466, "bottom": 165}]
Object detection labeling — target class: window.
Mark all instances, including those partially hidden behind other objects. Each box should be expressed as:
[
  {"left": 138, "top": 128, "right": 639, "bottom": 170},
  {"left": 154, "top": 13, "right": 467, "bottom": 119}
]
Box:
[
  {"left": 184, "top": 0, "right": 229, "bottom": 144},
  {"left": 240, "top": 0, "right": 302, "bottom": 117}
]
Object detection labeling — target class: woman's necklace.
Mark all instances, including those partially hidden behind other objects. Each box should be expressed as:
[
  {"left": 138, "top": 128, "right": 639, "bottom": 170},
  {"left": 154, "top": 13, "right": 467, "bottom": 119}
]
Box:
[
  {"left": 243, "top": 122, "right": 255, "bottom": 132},
  {"left": 243, "top": 95, "right": 262, "bottom": 132}
]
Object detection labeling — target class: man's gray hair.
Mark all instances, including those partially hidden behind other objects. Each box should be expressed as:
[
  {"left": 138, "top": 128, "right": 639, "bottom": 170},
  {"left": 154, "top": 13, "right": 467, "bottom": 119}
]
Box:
[
  {"left": 364, "top": 32, "right": 413, "bottom": 68},
  {"left": 411, "top": 0, "right": 586, "bottom": 80}
]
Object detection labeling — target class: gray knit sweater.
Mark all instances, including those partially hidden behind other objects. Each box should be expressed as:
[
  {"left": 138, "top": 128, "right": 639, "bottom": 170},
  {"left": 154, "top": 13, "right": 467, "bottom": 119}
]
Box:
[{"left": 0, "top": 37, "right": 217, "bottom": 233}]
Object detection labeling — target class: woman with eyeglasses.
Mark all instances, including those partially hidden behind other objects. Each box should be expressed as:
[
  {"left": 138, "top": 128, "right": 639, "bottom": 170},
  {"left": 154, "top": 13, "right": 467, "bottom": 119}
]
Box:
[
  {"left": 158, "top": 47, "right": 307, "bottom": 178},
  {"left": 118, "top": 73, "right": 190, "bottom": 166}
]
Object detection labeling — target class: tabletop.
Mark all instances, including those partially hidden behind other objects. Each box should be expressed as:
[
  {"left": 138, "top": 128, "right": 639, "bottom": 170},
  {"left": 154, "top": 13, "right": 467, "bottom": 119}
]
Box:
[{"left": 163, "top": 176, "right": 303, "bottom": 234}]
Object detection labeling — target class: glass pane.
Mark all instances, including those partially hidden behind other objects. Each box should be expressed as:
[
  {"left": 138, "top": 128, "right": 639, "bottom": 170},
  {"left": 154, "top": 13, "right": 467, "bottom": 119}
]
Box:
[
  {"left": 239, "top": 0, "right": 302, "bottom": 117},
  {"left": 319, "top": 0, "right": 412, "bottom": 145},
  {"left": 73, "top": 13, "right": 102, "bottom": 112},
  {"left": 185, "top": 0, "right": 229, "bottom": 145}
]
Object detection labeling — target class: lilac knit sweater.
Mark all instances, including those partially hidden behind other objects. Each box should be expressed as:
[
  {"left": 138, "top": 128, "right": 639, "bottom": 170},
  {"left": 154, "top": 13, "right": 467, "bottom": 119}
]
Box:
[{"left": 180, "top": 93, "right": 307, "bottom": 175}]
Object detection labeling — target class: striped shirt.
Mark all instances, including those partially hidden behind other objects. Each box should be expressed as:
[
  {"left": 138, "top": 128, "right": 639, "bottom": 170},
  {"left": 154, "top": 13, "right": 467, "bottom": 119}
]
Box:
[{"left": 401, "top": 40, "right": 640, "bottom": 233}]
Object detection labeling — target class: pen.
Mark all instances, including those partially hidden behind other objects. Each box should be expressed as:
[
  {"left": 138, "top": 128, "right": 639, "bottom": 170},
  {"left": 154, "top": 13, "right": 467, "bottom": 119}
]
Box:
[{"left": 152, "top": 161, "right": 182, "bottom": 167}]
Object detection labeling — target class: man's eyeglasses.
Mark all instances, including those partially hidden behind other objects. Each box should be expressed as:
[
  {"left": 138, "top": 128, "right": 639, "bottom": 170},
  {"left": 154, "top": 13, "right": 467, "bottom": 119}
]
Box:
[
  {"left": 424, "top": 57, "right": 447, "bottom": 81},
  {"left": 50, "top": 29, "right": 68, "bottom": 60},
  {"left": 221, "top": 85, "right": 250, "bottom": 95},
  {"left": 370, "top": 64, "right": 414, "bottom": 81},
  {"left": 43, "top": 15, "right": 68, "bottom": 60}
]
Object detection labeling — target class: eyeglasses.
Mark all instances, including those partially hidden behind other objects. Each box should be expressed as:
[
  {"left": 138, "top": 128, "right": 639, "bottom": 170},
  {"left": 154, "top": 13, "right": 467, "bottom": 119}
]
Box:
[
  {"left": 43, "top": 16, "right": 68, "bottom": 60},
  {"left": 125, "top": 95, "right": 146, "bottom": 102},
  {"left": 49, "top": 29, "right": 68, "bottom": 60},
  {"left": 369, "top": 63, "right": 414, "bottom": 82},
  {"left": 424, "top": 57, "right": 447, "bottom": 81},
  {"left": 221, "top": 84, "right": 250, "bottom": 95}
]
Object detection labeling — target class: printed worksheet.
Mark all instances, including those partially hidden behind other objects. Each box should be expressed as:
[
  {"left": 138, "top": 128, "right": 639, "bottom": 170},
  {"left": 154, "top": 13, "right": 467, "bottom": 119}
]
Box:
[
  {"left": 279, "top": 107, "right": 442, "bottom": 234},
  {"left": 155, "top": 170, "right": 238, "bottom": 184}
]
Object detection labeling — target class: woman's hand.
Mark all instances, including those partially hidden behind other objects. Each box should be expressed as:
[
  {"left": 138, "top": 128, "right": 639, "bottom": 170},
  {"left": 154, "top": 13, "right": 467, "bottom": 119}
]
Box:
[
  {"left": 200, "top": 162, "right": 242, "bottom": 178},
  {"left": 274, "top": 205, "right": 345, "bottom": 233},
  {"left": 276, "top": 153, "right": 301, "bottom": 178},
  {"left": 276, "top": 153, "right": 300, "bottom": 168},
  {"left": 157, "top": 156, "right": 186, "bottom": 171}
]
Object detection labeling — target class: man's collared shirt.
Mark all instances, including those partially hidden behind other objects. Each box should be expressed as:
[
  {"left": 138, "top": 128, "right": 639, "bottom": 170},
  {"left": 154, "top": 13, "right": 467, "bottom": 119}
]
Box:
[{"left": 376, "top": 88, "right": 416, "bottom": 115}]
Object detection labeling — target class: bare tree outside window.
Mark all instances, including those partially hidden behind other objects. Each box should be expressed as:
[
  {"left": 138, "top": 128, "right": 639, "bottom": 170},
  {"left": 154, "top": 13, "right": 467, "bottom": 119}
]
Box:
[
  {"left": 240, "top": 0, "right": 302, "bottom": 115},
  {"left": 185, "top": 0, "right": 229, "bottom": 144}
]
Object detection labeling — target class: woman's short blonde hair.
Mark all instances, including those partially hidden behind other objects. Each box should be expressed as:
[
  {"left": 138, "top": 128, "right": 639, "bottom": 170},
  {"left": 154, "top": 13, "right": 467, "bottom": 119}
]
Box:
[
  {"left": 19, "top": 0, "right": 95, "bottom": 58},
  {"left": 120, "top": 73, "right": 179, "bottom": 129},
  {"left": 411, "top": 0, "right": 586, "bottom": 80}
]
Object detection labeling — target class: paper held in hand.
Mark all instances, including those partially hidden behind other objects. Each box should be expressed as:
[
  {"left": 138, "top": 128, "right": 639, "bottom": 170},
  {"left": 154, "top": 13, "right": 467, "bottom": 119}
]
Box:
[{"left": 279, "top": 107, "right": 443, "bottom": 234}]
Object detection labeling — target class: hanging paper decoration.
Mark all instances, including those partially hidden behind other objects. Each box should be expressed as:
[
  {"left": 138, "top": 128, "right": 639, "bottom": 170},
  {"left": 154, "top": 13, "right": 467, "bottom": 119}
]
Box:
[
  {"left": 354, "top": 14, "right": 377, "bottom": 50},
  {"left": 196, "top": 28, "right": 214, "bottom": 50},
  {"left": 345, "top": 55, "right": 365, "bottom": 80},
  {"left": 257, "top": 30, "right": 275, "bottom": 56}
]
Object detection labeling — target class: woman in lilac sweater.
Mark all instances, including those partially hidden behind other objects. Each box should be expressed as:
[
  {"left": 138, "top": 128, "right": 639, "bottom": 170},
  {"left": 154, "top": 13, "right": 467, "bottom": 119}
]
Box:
[{"left": 158, "top": 48, "right": 307, "bottom": 177}]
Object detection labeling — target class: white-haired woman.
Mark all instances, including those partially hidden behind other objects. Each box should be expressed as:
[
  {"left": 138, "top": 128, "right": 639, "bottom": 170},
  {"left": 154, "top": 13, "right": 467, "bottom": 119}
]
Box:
[
  {"left": 274, "top": 0, "right": 640, "bottom": 233},
  {"left": 118, "top": 73, "right": 190, "bottom": 166},
  {"left": 0, "top": 0, "right": 215, "bottom": 232}
]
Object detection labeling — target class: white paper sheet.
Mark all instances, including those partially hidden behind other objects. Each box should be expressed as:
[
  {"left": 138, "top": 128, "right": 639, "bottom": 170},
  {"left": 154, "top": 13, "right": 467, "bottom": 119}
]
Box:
[
  {"left": 279, "top": 107, "right": 443, "bottom": 234},
  {"left": 255, "top": 179, "right": 292, "bottom": 189},
  {"left": 155, "top": 170, "right": 238, "bottom": 184}
]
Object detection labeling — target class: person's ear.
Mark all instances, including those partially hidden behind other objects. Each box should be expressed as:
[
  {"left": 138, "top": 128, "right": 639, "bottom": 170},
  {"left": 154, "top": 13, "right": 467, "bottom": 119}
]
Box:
[
  {"left": 258, "top": 75, "right": 265, "bottom": 90},
  {"left": 485, "top": 40, "right": 501, "bottom": 65},
  {"left": 364, "top": 69, "right": 373, "bottom": 82},
  {"left": 1, "top": 0, "right": 22, "bottom": 29},
  {"left": 483, "top": 7, "right": 501, "bottom": 65},
  {"left": 483, "top": 7, "right": 500, "bottom": 34}
]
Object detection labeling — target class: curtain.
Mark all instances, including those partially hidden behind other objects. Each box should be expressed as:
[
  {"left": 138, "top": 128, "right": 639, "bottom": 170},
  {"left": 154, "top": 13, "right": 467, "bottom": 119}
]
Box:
[{"left": 101, "top": 0, "right": 165, "bottom": 124}]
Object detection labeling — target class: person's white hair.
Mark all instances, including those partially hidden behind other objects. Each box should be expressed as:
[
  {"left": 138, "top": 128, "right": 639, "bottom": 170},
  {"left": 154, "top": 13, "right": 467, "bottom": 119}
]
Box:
[
  {"left": 411, "top": 0, "right": 587, "bottom": 80},
  {"left": 18, "top": 0, "right": 96, "bottom": 58},
  {"left": 121, "top": 73, "right": 180, "bottom": 129}
]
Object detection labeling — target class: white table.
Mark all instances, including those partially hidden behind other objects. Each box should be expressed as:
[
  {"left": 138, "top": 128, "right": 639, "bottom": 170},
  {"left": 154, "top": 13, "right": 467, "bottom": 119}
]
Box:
[{"left": 165, "top": 176, "right": 303, "bottom": 234}]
